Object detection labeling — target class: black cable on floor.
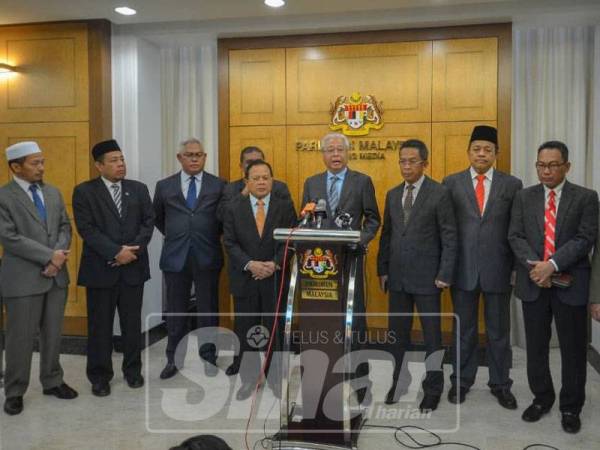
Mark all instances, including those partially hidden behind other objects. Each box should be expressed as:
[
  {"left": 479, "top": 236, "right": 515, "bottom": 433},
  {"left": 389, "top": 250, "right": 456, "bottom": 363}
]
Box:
[{"left": 363, "top": 423, "right": 481, "bottom": 450}]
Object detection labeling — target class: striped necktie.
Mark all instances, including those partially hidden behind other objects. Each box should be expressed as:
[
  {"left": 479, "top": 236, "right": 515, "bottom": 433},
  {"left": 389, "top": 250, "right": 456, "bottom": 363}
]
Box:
[
  {"left": 543, "top": 190, "right": 556, "bottom": 261},
  {"left": 111, "top": 183, "right": 122, "bottom": 216},
  {"left": 403, "top": 184, "right": 415, "bottom": 225},
  {"left": 329, "top": 175, "right": 340, "bottom": 213}
]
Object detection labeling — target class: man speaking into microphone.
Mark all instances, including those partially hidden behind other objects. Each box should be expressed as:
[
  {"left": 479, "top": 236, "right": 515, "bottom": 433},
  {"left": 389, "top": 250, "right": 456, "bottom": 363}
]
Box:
[{"left": 301, "top": 132, "right": 380, "bottom": 403}]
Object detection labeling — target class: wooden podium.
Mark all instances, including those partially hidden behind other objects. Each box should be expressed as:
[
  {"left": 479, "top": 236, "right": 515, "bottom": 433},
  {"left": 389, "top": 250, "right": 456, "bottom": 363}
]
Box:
[{"left": 273, "top": 228, "right": 364, "bottom": 450}]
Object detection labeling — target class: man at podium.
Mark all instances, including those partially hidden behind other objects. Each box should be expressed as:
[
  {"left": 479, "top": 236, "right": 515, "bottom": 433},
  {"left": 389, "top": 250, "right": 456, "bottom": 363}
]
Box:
[{"left": 301, "top": 132, "right": 381, "bottom": 404}]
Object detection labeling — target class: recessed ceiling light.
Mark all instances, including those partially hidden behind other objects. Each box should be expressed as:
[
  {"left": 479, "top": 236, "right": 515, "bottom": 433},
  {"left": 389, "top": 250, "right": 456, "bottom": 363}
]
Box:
[
  {"left": 265, "top": 0, "right": 285, "bottom": 8},
  {"left": 115, "top": 6, "right": 137, "bottom": 16}
]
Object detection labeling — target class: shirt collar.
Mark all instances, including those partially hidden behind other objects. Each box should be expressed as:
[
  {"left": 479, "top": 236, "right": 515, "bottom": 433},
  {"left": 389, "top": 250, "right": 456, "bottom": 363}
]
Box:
[
  {"left": 181, "top": 170, "right": 203, "bottom": 183},
  {"left": 250, "top": 193, "right": 271, "bottom": 208},
  {"left": 13, "top": 175, "right": 36, "bottom": 192},
  {"left": 544, "top": 179, "right": 566, "bottom": 197},
  {"left": 470, "top": 166, "right": 494, "bottom": 181},
  {"left": 327, "top": 167, "right": 348, "bottom": 181},
  {"left": 101, "top": 176, "right": 121, "bottom": 189},
  {"left": 406, "top": 174, "right": 426, "bottom": 191}
]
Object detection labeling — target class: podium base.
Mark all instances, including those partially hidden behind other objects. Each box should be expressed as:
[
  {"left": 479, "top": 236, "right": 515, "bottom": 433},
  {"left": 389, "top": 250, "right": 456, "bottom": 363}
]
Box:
[{"left": 273, "top": 414, "right": 363, "bottom": 450}]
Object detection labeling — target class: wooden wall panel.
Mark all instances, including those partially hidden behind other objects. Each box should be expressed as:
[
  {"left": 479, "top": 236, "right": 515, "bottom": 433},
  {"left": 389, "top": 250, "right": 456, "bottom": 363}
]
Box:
[
  {"left": 229, "top": 48, "right": 286, "bottom": 126},
  {"left": 286, "top": 42, "right": 432, "bottom": 125},
  {"left": 0, "top": 23, "right": 89, "bottom": 123},
  {"left": 229, "top": 126, "right": 286, "bottom": 182},
  {"left": 432, "top": 38, "right": 497, "bottom": 122},
  {"left": 0, "top": 122, "right": 90, "bottom": 318}
]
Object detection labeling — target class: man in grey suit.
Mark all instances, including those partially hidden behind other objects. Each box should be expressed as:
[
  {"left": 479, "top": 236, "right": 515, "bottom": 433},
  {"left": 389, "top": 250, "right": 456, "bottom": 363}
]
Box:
[
  {"left": 509, "top": 140, "right": 598, "bottom": 434},
  {"left": 378, "top": 139, "right": 457, "bottom": 412},
  {"left": 301, "top": 132, "right": 380, "bottom": 404},
  {"left": 443, "top": 125, "right": 522, "bottom": 409},
  {"left": 0, "top": 141, "right": 78, "bottom": 416}
]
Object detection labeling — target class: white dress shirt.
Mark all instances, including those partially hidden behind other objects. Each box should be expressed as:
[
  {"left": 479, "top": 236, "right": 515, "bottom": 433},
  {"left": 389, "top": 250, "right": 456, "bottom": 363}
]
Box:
[{"left": 470, "top": 166, "right": 494, "bottom": 212}]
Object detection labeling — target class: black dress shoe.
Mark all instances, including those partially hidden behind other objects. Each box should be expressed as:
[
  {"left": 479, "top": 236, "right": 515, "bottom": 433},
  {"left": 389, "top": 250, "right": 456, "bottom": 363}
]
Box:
[
  {"left": 204, "top": 359, "right": 219, "bottom": 377},
  {"left": 491, "top": 388, "right": 517, "bottom": 410},
  {"left": 419, "top": 394, "right": 441, "bottom": 413},
  {"left": 43, "top": 383, "right": 79, "bottom": 400},
  {"left": 126, "top": 375, "right": 145, "bottom": 389},
  {"left": 561, "top": 412, "right": 581, "bottom": 434},
  {"left": 160, "top": 363, "right": 178, "bottom": 380},
  {"left": 226, "top": 359, "right": 240, "bottom": 376},
  {"left": 448, "top": 386, "right": 468, "bottom": 404},
  {"left": 91, "top": 382, "right": 111, "bottom": 397},
  {"left": 236, "top": 383, "right": 255, "bottom": 401},
  {"left": 522, "top": 403, "right": 550, "bottom": 422},
  {"left": 4, "top": 397, "right": 23, "bottom": 415}
]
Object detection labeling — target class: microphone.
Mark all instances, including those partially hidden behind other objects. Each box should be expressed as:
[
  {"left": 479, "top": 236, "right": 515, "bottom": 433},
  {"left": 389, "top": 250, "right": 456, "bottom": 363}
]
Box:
[
  {"left": 314, "top": 199, "right": 327, "bottom": 229},
  {"left": 334, "top": 208, "right": 353, "bottom": 229},
  {"left": 299, "top": 200, "right": 316, "bottom": 227}
]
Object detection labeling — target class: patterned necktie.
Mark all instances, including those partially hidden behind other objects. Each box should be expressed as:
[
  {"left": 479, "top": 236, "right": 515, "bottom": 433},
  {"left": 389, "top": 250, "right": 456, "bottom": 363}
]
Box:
[
  {"left": 475, "top": 174, "right": 486, "bottom": 215},
  {"left": 186, "top": 176, "right": 197, "bottom": 210},
  {"left": 111, "top": 184, "right": 122, "bottom": 216},
  {"left": 29, "top": 184, "right": 47, "bottom": 223},
  {"left": 543, "top": 189, "right": 557, "bottom": 261},
  {"left": 255, "top": 199, "right": 266, "bottom": 237},
  {"left": 403, "top": 184, "right": 415, "bottom": 225},
  {"left": 329, "top": 175, "right": 340, "bottom": 213}
]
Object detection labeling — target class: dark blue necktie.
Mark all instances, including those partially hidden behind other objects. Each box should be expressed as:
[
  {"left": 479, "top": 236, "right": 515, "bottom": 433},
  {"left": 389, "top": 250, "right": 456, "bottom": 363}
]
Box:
[
  {"left": 29, "top": 184, "right": 47, "bottom": 223},
  {"left": 186, "top": 176, "right": 197, "bottom": 209}
]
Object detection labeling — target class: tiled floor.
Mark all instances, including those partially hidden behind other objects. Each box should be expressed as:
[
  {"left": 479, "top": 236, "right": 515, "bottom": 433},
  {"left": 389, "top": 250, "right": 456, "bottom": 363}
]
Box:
[{"left": 0, "top": 340, "right": 598, "bottom": 450}]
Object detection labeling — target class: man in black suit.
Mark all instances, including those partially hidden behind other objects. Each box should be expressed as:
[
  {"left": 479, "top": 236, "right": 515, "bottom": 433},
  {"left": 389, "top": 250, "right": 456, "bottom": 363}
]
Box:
[
  {"left": 301, "top": 132, "right": 380, "bottom": 404},
  {"left": 443, "top": 125, "right": 522, "bottom": 409},
  {"left": 218, "top": 146, "right": 292, "bottom": 219},
  {"left": 73, "top": 139, "right": 155, "bottom": 397},
  {"left": 154, "top": 138, "right": 226, "bottom": 380},
  {"left": 222, "top": 159, "right": 297, "bottom": 400},
  {"left": 377, "top": 139, "right": 457, "bottom": 412},
  {"left": 509, "top": 140, "right": 598, "bottom": 434}
]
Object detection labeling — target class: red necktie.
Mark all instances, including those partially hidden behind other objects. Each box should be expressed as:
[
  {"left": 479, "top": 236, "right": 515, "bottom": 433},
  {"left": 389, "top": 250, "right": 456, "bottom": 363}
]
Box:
[
  {"left": 544, "top": 190, "right": 556, "bottom": 261},
  {"left": 475, "top": 175, "right": 486, "bottom": 215}
]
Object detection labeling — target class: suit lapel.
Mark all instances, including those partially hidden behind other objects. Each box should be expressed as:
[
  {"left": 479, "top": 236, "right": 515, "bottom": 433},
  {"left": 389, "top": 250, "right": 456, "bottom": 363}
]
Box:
[
  {"left": 8, "top": 181, "right": 46, "bottom": 227},
  {"left": 193, "top": 173, "right": 210, "bottom": 211},
  {"left": 534, "top": 184, "right": 545, "bottom": 236},
  {"left": 337, "top": 169, "right": 353, "bottom": 213},
  {"left": 40, "top": 183, "right": 55, "bottom": 228},
  {"left": 94, "top": 178, "right": 121, "bottom": 221},
  {"left": 555, "top": 181, "right": 573, "bottom": 241},
  {"left": 120, "top": 180, "right": 130, "bottom": 219},
  {"left": 405, "top": 177, "right": 431, "bottom": 229},
  {"left": 460, "top": 170, "right": 481, "bottom": 217},
  {"left": 482, "top": 171, "right": 503, "bottom": 221},
  {"left": 243, "top": 196, "right": 261, "bottom": 240},
  {"left": 261, "top": 195, "right": 278, "bottom": 241},
  {"left": 397, "top": 183, "right": 406, "bottom": 228}
]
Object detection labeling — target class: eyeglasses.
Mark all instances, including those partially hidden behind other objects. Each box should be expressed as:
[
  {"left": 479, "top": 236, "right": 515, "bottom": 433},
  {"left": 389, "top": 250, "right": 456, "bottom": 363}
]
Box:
[
  {"left": 399, "top": 159, "right": 425, "bottom": 166},
  {"left": 182, "top": 152, "right": 206, "bottom": 160},
  {"left": 535, "top": 161, "right": 566, "bottom": 171},
  {"left": 322, "top": 148, "right": 346, "bottom": 155}
]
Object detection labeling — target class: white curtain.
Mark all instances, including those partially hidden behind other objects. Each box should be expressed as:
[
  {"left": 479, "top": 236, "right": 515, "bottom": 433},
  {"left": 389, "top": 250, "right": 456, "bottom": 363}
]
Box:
[
  {"left": 160, "top": 43, "right": 218, "bottom": 176},
  {"left": 511, "top": 24, "right": 600, "bottom": 347}
]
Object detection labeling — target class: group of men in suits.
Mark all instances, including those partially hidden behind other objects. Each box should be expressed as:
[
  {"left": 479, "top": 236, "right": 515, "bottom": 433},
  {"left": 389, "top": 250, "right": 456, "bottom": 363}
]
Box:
[{"left": 1, "top": 127, "right": 599, "bottom": 437}]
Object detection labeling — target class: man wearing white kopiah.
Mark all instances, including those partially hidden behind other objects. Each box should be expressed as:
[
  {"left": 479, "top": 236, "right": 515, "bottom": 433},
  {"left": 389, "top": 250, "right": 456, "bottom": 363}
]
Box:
[{"left": 0, "top": 141, "right": 78, "bottom": 416}]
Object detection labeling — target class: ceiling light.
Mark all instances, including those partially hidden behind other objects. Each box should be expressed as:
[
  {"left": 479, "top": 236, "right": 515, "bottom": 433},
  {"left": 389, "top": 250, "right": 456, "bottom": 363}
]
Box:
[
  {"left": 115, "top": 6, "right": 137, "bottom": 16},
  {"left": 265, "top": 0, "right": 285, "bottom": 8},
  {"left": 0, "top": 63, "right": 16, "bottom": 73}
]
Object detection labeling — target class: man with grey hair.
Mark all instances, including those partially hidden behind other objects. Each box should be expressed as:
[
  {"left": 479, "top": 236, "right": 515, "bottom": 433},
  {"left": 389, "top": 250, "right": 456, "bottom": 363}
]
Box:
[
  {"left": 301, "top": 131, "right": 381, "bottom": 404},
  {"left": 153, "top": 138, "right": 226, "bottom": 380}
]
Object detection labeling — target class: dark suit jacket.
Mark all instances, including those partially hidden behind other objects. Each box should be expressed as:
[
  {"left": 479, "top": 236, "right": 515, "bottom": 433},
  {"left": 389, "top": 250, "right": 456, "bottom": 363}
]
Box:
[
  {"left": 223, "top": 194, "right": 297, "bottom": 297},
  {"left": 508, "top": 181, "right": 599, "bottom": 305},
  {"left": 218, "top": 178, "right": 292, "bottom": 221},
  {"left": 443, "top": 169, "right": 522, "bottom": 293},
  {"left": 377, "top": 176, "right": 458, "bottom": 295},
  {"left": 301, "top": 169, "right": 380, "bottom": 246},
  {"left": 72, "top": 178, "right": 155, "bottom": 288},
  {"left": 154, "top": 171, "right": 226, "bottom": 273}
]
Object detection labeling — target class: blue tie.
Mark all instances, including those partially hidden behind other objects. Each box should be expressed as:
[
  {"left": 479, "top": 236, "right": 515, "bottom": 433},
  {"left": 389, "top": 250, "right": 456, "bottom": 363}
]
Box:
[
  {"left": 329, "top": 175, "right": 340, "bottom": 213},
  {"left": 29, "top": 184, "right": 47, "bottom": 223},
  {"left": 186, "top": 176, "right": 197, "bottom": 209}
]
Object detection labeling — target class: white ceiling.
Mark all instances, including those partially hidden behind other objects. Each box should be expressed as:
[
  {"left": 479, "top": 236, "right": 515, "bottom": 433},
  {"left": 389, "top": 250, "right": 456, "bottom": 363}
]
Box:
[{"left": 0, "top": 0, "right": 588, "bottom": 26}]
